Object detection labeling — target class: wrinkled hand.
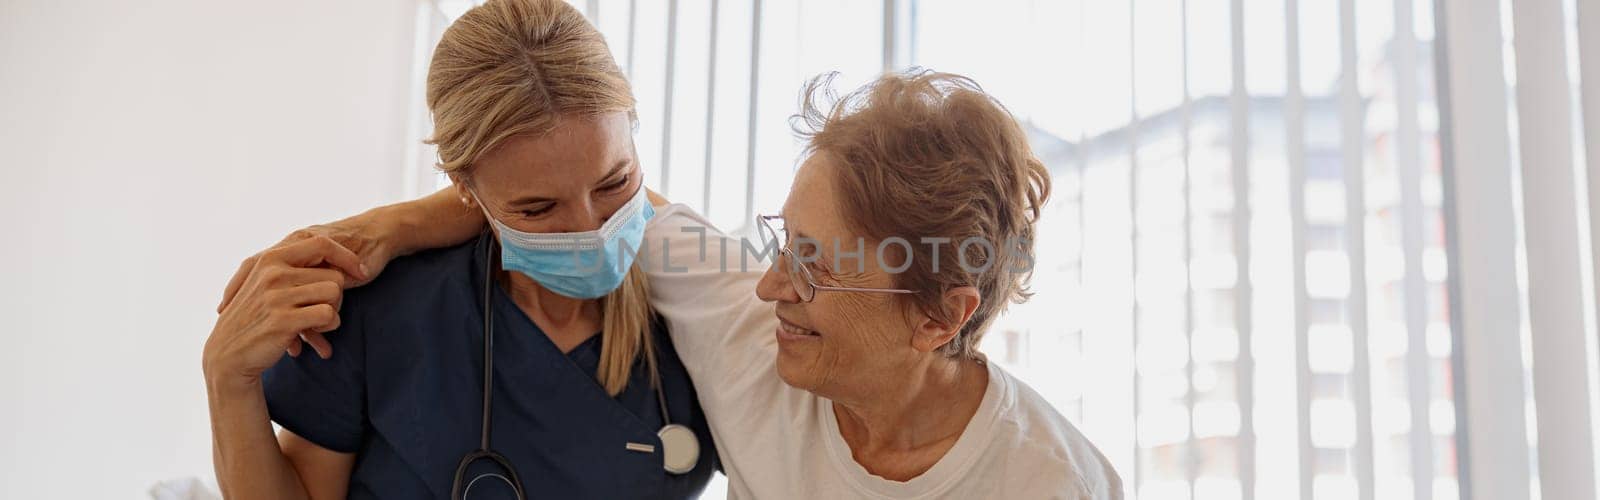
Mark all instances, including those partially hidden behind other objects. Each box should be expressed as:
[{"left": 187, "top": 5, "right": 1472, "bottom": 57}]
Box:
[
  {"left": 216, "top": 212, "right": 394, "bottom": 358},
  {"left": 203, "top": 236, "right": 367, "bottom": 383}
]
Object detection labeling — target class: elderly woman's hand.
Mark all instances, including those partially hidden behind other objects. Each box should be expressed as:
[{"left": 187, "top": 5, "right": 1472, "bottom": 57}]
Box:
[
  {"left": 218, "top": 213, "right": 396, "bottom": 309},
  {"left": 203, "top": 236, "right": 368, "bottom": 384},
  {"left": 214, "top": 209, "right": 397, "bottom": 359}
]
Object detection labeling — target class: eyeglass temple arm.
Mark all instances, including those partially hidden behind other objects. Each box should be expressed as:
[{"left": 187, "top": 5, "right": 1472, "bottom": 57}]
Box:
[{"left": 812, "top": 285, "right": 915, "bottom": 294}]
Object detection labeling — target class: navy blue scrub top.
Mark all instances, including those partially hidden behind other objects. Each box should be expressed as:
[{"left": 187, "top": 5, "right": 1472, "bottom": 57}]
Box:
[{"left": 263, "top": 233, "right": 717, "bottom": 499}]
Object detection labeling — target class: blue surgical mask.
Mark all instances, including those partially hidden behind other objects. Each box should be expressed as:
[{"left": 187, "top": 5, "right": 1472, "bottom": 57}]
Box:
[{"left": 473, "top": 186, "right": 655, "bottom": 299}]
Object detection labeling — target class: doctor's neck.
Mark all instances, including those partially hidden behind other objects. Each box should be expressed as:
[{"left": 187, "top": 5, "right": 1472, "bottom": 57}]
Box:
[{"left": 499, "top": 270, "right": 602, "bottom": 328}]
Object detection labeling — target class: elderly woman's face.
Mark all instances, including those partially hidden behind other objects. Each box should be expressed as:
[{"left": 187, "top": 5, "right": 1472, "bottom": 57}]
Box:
[
  {"left": 462, "top": 112, "right": 641, "bottom": 234},
  {"left": 755, "top": 154, "right": 921, "bottom": 395}
]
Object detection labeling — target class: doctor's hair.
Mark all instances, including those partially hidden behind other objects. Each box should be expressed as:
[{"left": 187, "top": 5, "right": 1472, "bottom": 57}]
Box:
[
  {"left": 425, "top": 0, "right": 657, "bottom": 396},
  {"left": 792, "top": 69, "right": 1051, "bottom": 360}
]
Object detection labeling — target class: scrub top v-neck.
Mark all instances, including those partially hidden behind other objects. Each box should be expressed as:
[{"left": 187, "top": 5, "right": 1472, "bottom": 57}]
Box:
[{"left": 262, "top": 233, "right": 717, "bottom": 499}]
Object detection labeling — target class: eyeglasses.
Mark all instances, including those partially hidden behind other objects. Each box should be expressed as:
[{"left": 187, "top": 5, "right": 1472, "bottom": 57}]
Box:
[{"left": 755, "top": 214, "right": 914, "bottom": 302}]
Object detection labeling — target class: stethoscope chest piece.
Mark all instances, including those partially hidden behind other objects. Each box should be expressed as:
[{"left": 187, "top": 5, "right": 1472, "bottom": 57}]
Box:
[{"left": 658, "top": 423, "right": 700, "bottom": 474}]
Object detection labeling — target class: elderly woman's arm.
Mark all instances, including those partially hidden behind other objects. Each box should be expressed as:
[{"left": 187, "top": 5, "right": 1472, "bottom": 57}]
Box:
[
  {"left": 203, "top": 236, "right": 367, "bottom": 500},
  {"left": 381, "top": 186, "right": 487, "bottom": 260},
  {"left": 634, "top": 200, "right": 781, "bottom": 387},
  {"left": 216, "top": 187, "right": 484, "bottom": 316},
  {"left": 206, "top": 380, "right": 354, "bottom": 499}
]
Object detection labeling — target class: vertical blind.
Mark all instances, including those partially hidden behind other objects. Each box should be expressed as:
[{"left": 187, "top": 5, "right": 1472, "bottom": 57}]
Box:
[
  {"left": 1439, "top": 1, "right": 1600, "bottom": 500},
  {"left": 408, "top": 1, "right": 1600, "bottom": 499}
]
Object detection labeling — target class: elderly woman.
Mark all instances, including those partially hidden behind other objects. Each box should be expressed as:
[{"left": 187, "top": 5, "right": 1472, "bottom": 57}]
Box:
[
  {"left": 238, "top": 68, "right": 1125, "bottom": 498},
  {"left": 202, "top": 1, "right": 716, "bottom": 498},
  {"left": 633, "top": 71, "right": 1123, "bottom": 498}
]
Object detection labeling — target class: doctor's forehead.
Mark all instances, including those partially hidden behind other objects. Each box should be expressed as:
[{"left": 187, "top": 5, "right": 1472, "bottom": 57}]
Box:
[
  {"left": 471, "top": 114, "right": 634, "bottom": 190},
  {"left": 523, "top": 113, "right": 634, "bottom": 168}
]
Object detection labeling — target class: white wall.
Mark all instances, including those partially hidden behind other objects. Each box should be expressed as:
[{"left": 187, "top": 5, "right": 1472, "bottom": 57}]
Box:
[{"left": 0, "top": 1, "right": 420, "bottom": 497}]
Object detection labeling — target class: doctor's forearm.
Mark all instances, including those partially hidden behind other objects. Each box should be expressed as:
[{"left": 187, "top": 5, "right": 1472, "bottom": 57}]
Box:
[
  {"left": 382, "top": 187, "right": 484, "bottom": 256},
  {"left": 206, "top": 378, "right": 313, "bottom": 500}
]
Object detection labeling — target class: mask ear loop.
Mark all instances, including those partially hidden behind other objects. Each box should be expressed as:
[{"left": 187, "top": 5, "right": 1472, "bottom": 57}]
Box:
[{"left": 467, "top": 190, "right": 493, "bottom": 227}]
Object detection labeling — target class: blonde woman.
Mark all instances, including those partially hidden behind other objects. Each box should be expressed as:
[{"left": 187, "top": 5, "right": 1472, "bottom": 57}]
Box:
[{"left": 201, "top": 1, "right": 716, "bottom": 498}]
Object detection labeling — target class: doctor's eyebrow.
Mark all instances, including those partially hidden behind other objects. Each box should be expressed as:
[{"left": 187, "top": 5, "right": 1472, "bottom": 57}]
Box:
[
  {"left": 503, "top": 159, "right": 634, "bottom": 206},
  {"left": 595, "top": 158, "right": 633, "bottom": 186}
]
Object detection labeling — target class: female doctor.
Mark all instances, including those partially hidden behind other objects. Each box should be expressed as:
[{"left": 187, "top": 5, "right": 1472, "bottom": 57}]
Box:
[{"left": 201, "top": 1, "right": 716, "bottom": 498}]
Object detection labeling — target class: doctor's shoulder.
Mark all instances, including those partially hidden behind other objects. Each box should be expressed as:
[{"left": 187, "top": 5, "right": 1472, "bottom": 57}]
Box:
[{"left": 334, "top": 236, "right": 484, "bottom": 326}]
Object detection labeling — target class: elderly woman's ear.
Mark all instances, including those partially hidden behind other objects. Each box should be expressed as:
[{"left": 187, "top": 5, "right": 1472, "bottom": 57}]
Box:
[{"left": 909, "top": 287, "right": 981, "bottom": 353}]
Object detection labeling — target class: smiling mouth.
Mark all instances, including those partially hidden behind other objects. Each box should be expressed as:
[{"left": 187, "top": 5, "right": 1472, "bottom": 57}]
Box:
[{"left": 778, "top": 317, "right": 820, "bottom": 337}]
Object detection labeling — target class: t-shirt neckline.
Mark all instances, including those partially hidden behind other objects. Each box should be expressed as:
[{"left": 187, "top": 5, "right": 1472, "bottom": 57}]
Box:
[{"left": 819, "top": 359, "right": 1009, "bottom": 498}]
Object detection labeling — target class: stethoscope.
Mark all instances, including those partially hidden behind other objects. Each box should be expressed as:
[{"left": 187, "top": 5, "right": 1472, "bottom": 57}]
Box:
[{"left": 451, "top": 236, "right": 701, "bottom": 499}]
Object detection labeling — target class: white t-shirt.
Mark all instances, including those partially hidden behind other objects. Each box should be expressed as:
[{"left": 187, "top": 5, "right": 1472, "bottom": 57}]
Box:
[{"left": 640, "top": 204, "right": 1123, "bottom": 500}]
